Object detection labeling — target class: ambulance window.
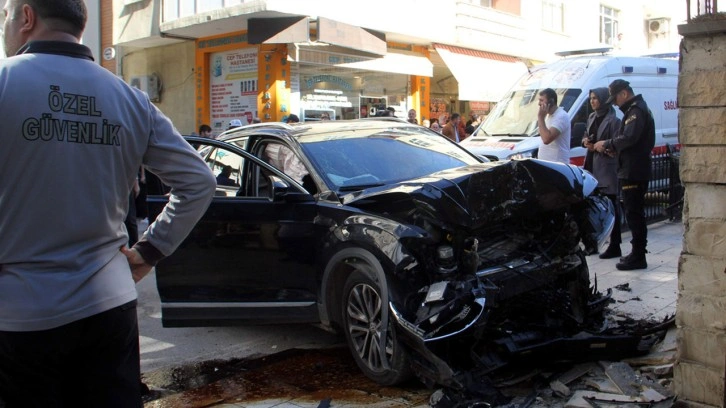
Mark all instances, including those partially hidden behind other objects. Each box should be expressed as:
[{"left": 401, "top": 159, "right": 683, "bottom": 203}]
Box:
[
  {"left": 571, "top": 99, "right": 591, "bottom": 127},
  {"left": 558, "top": 88, "right": 582, "bottom": 112},
  {"left": 570, "top": 98, "right": 592, "bottom": 149}
]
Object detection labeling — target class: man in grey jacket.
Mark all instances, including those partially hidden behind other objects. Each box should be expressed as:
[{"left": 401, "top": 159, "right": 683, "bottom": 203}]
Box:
[{"left": 0, "top": 1, "right": 216, "bottom": 407}]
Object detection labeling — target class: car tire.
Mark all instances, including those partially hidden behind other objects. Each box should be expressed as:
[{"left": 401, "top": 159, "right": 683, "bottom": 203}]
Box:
[{"left": 342, "top": 267, "right": 411, "bottom": 385}]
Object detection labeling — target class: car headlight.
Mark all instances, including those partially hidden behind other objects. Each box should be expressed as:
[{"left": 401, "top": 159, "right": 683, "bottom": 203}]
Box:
[{"left": 507, "top": 149, "right": 536, "bottom": 160}]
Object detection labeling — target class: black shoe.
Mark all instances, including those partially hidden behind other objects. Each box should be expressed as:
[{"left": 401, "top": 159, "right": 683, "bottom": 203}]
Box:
[
  {"left": 616, "top": 255, "right": 647, "bottom": 270},
  {"left": 599, "top": 246, "right": 622, "bottom": 259}
]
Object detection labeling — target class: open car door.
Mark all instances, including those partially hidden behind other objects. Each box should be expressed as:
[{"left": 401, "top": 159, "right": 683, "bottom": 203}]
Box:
[{"left": 146, "top": 137, "right": 319, "bottom": 327}]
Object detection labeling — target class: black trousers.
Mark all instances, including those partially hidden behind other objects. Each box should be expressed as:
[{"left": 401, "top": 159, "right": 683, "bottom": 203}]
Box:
[
  {"left": 606, "top": 193, "right": 622, "bottom": 246},
  {"left": 620, "top": 179, "right": 648, "bottom": 253},
  {"left": 0, "top": 300, "right": 142, "bottom": 408}
]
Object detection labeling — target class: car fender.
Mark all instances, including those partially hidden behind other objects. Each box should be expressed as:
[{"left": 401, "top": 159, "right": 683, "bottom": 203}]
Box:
[{"left": 319, "top": 246, "right": 391, "bottom": 331}]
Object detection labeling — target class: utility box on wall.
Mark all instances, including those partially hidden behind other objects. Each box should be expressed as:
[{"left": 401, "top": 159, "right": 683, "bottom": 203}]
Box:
[{"left": 130, "top": 74, "right": 160, "bottom": 102}]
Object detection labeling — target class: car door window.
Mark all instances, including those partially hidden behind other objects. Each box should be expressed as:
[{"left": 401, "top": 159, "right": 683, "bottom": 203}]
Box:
[
  {"left": 205, "top": 147, "right": 244, "bottom": 197},
  {"left": 260, "top": 142, "right": 309, "bottom": 185}
]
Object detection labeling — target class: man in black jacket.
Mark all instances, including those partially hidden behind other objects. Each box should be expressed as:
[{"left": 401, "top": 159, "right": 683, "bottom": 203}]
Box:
[{"left": 594, "top": 79, "right": 655, "bottom": 270}]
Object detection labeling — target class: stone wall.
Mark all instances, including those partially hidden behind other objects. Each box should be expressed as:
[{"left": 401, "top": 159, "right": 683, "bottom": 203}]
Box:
[{"left": 675, "top": 17, "right": 726, "bottom": 408}]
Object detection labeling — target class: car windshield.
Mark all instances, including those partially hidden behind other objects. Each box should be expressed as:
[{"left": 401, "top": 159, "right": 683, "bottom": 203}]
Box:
[
  {"left": 299, "top": 127, "right": 480, "bottom": 191},
  {"left": 476, "top": 88, "right": 582, "bottom": 137}
]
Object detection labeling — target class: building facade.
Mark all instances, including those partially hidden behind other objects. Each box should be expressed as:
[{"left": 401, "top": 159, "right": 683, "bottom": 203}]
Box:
[{"left": 110, "top": 0, "right": 684, "bottom": 136}]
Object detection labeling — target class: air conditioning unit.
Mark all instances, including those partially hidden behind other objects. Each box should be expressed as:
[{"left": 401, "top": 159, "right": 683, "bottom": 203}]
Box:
[
  {"left": 648, "top": 18, "right": 669, "bottom": 35},
  {"left": 130, "top": 74, "right": 160, "bottom": 102}
]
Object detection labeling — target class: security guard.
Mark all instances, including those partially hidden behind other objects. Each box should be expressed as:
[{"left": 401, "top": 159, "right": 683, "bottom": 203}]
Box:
[{"left": 594, "top": 79, "right": 655, "bottom": 270}]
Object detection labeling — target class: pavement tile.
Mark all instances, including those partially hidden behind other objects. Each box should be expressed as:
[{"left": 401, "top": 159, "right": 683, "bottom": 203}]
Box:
[
  {"left": 337, "top": 399, "right": 416, "bottom": 408},
  {"left": 276, "top": 399, "right": 330, "bottom": 408},
  {"left": 637, "top": 271, "right": 678, "bottom": 283}
]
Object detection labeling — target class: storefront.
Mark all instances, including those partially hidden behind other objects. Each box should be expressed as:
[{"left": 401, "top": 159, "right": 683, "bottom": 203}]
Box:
[
  {"left": 293, "top": 46, "right": 431, "bottom": 122},
  {"left": 193, "top": 19, "right": 433, "bottom": 136}
]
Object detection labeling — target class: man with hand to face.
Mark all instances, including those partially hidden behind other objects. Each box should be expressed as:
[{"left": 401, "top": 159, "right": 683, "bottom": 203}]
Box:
[{"left": 536, "top": 88, "right": 571, "bottom": 164}]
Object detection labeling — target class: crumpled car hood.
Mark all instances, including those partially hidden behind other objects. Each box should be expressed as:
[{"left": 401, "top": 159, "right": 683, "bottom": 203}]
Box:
[{"left": 342, "top": 159, "right": 592, "bottom": 229}]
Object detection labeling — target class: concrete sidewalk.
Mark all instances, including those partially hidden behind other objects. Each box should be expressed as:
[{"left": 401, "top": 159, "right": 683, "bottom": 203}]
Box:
[{"left": 587, "top": 219, "right": 682, "bottom": 321}]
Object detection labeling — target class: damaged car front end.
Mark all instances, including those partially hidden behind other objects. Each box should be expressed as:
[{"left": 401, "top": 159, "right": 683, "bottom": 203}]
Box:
[
  {"left": 338, "top": 158, "right": 617, "bottom": 390},
  {"left": 151, "top": 121, "right": 644, "bottom": 400}
]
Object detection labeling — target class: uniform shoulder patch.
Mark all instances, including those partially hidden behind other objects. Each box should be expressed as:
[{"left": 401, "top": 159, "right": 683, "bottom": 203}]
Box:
[{"left": 624, "top": 114, "right": 637, "bottom": 125}]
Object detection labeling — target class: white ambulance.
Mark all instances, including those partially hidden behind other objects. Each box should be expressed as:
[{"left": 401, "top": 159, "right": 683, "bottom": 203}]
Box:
[{"left": 460, "top": 48, "right": 679, "bottom": 166}]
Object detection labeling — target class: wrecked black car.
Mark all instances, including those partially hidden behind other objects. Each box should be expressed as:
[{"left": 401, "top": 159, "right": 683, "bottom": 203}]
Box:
[{"left": 147, "top": 118, "right": 617, "bottom": 391}]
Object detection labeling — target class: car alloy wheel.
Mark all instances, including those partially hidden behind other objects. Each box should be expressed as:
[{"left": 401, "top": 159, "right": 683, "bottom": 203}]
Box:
[{"left": 342, "top": 268, "right": 410, "bottom": 385}]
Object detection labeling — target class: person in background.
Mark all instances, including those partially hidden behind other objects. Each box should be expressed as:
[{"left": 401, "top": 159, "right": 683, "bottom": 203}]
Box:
[
  {"left": 199, "top": 124, "right": 213, "bottom": 138},
  {"left": 407, "top": 109, "right": 417, "bottom": 124},
  {"left": 465, "top": 125, "right": 476, "bottom": 139},
  {"left": 582, "top": 87, "right": 621, "bottom": 257},
  {"left": 536, "top": 88, "right": 571, "bottom": 164},
  {"left": 594, "top": 79, "right": 655, "bottom": 270},
  {"left": 457, "top": 116, "right": 467, "bottom": 142},
  {"left": 227, "top": 119, "right": 243, "bottom": 130},
  {"left": 216, "top": 165, "right": 238, "bottom": 186},
  {"left": 386, "top": 106, "right": 396, "bottom": 117},
  {"left": 320, "top": 112, "right": 331, "bottom": 120},
  {"left": 439, "top": 113, "right": 449, "bottom": 129},
  {"left": 442, "top": 112, "right": 462, "bottom": 143},
  {"left": 422, "top": 119, "right": 430, "bottom": 128},
  {"left": 252, "top": 117, "right": 261, "bottom": 124},
  {"left": 429, "top": 118, "right": 442, "bottom": 133},
  {"left": 285, "top": 114, "right": 300, "bottom": 123},
  {"left": 0, "top": 1, "right": 217, "bottom": 406},
  {"left": 466, "top": 112, "right": 479, "bottom": 128}
]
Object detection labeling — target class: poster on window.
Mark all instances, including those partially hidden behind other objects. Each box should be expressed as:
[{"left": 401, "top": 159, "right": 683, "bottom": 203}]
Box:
[{"left": 209, "top": 47, "right": 258, "bottom": 132}]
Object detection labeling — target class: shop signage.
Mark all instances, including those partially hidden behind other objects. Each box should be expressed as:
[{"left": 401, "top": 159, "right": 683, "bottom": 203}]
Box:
[
  {"left": 297, "top": 48, "right": 369, "bottom": 66},
  {"left": 304, "top": 75, "right": 352, "bottom": 91},
  {"left": 209, "top": 47, "right": 258, "bottom": 132}
]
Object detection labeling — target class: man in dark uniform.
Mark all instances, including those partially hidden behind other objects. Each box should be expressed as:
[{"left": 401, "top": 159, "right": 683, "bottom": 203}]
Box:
[{"left": 594, "top": 79, "right": 655, "bottom": 270}]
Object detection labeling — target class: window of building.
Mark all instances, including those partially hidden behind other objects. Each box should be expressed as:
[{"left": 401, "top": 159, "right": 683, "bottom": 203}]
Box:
[
  {"left": 599, "top": 5, "right": 620, "bottom": 46},
  {"left": 162, "top": 0, "right": 245, "bottom": 22},
  {"left": 542, "top": 0, "right": 564, "bottom": 32}
]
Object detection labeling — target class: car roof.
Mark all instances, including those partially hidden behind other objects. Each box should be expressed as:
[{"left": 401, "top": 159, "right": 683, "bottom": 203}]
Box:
[{"left": 216, "top": 117, "right": 416, "bottom": 143}]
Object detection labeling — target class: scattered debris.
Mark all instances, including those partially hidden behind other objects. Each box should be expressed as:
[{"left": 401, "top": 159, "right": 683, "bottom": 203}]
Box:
[
  {"left": 550, "top": 380, "right": 571, "bottom": 397},
  {"left": 556, "top": 363, "right": 597, "bottom": 385},
  {"left": 614, "top": 283, "right": 632, "bottom": 292},
  {"left": 623, "top": 351, "right": 675, "bottom": 366},
  {"left": 641, "top": 364, "right": 674, "bottom": 377},
  {"left": 141, "top": 320, "right": 678, "bottom": 407},
  {"left": 604, "top": 362, "right": 641, "bottom": 396},
  {"left": 584, "top": 378, "right": 621, "bottom": 394}
]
